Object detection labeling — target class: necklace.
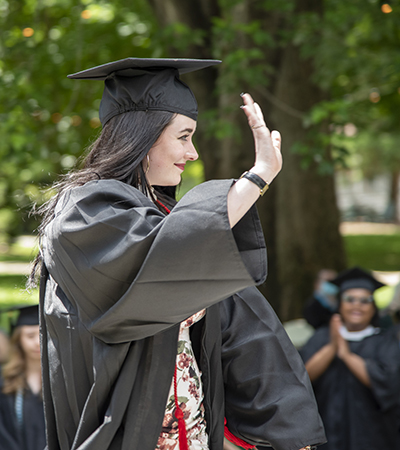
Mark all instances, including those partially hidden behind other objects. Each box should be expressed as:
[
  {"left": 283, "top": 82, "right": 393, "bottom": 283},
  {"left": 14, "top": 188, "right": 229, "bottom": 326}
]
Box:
[{"left": 150, "top": 186, "right": 157, "bottom": 200}]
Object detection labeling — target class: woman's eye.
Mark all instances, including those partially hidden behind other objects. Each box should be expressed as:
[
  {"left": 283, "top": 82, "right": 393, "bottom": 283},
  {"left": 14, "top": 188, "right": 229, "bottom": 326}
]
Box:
[{"left": 179, "top": 135, "right": 189, "bottom": 141}]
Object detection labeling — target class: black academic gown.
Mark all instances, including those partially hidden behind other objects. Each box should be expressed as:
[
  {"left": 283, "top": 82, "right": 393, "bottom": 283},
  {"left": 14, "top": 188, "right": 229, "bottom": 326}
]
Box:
[
  {"left": 300, "top": 326, "right": 400, "bottom": 450},
  {"left": 0, "top": 387, "right": 46, "bottom": 450},
  {"left": 40, "top": 178, "right": 326, "bottom": 450},
  {"left": 303, "top": 296, "right": 335, "bottom": 329}
]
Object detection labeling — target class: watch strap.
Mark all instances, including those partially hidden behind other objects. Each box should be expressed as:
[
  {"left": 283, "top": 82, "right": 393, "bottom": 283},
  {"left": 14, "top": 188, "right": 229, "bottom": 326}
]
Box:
[{"left": 239, "top": 171, "right": 269, "bottom": 196}]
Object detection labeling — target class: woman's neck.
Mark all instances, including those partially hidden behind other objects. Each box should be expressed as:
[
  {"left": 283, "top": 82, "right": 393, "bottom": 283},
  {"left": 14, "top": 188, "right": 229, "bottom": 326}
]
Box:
[{"left": 25, "top": 358, "right": 42, "bottom": 394}]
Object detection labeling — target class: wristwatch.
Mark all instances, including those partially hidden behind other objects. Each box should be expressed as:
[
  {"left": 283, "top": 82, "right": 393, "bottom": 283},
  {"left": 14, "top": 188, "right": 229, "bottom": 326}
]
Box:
[{"left": 239, "top": 171, "right": 269, "bottom": 196}]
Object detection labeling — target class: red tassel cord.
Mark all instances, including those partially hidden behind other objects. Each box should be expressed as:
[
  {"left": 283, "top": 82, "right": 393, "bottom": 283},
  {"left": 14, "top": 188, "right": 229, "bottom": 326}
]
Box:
[
  {"left": 156, "top": 199, "right": 171, "bottom": 215},
  {"left": 224, "top": 418, "right": 256, "bottom": 450},
  {"left": 174, "top": 364, "right": 189, "bottom": 450}
]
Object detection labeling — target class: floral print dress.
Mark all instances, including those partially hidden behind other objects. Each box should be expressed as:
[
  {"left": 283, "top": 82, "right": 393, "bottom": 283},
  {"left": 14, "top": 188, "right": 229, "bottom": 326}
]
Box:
[{"left": 156, "top": 309, "right": 209, "bottom": 450}]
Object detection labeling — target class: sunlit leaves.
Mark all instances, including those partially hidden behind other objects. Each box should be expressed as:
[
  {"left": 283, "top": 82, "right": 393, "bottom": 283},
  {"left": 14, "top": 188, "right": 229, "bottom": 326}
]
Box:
[{"left": 80, "top": 3, "right": 115, "bottom": 23}]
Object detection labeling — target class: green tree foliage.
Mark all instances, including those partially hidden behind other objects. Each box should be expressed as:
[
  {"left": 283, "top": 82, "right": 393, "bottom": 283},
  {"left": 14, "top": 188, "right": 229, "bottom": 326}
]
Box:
[
  {"left": 306, "top": 0, "right": 400, "bottom": 175},
  {"left": 0, "top": 0, "right": 156, "bottom": 240},
  {"left": 311, "top": 0, "right": 400, "bottom": 220}
]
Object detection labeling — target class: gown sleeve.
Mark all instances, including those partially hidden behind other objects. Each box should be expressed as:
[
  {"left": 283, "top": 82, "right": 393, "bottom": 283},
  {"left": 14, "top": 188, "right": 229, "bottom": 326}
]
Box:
[
  {"left": 363, "top": 330, "right": 400, "bottom": 412},
  {"left": 220, "top": 287, "right": 327, "bottom": 450},
  {"left": 42, "top": 178, "right": 267, "bottom": 343}
]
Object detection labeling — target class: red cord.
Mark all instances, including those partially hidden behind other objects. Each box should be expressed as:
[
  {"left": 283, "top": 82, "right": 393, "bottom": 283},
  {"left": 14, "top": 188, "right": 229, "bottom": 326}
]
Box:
[
  {"left": 174, "top": 364, "right": 189, "bottom": 450},
  {"left": 224, "top": 418, "right": 256, "bottom": 449}
]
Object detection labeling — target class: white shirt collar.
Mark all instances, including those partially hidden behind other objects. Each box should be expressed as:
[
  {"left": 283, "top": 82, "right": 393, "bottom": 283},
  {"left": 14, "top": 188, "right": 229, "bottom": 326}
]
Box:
[{"left": 339, "top": 325, "right": 380, "bottom": 341}]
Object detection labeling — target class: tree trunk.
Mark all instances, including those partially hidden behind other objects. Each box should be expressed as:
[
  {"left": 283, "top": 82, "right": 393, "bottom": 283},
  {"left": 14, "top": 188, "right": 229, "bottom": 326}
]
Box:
[
  {"left": 147, "top": 0, "right": 347, "bottom": 321},
  {"left": 268, "top": 41, "right": 346, "bottom": 320},
  {"left": 388, "top": 170, "right": 400, "bottom": 223}
]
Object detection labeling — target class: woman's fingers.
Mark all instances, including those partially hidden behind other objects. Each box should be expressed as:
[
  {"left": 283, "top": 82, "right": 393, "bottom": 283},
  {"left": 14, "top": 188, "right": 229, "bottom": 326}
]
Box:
[
  {"left": 271, "top": 130, "right": 281, "bottom": 151},
  {"left": 253, "top": 102, "right": 265, "bottom": 123},
  {"left": 241, "top": 93, "right": 267, "bottom": 129},
  {"left": 240, "top": 92, "right": 283, "bottom": 184}
]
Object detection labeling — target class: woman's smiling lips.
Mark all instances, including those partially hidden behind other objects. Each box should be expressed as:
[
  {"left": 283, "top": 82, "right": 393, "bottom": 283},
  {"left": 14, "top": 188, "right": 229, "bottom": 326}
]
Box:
[{"left": 175, "top": 163, "right": 186, "bottom": 171}]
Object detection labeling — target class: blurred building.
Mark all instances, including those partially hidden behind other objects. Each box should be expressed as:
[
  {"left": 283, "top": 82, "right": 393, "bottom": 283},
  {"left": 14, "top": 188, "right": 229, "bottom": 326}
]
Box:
[{"left": 336, "top": 172, "right": 400, "bottom": 223}]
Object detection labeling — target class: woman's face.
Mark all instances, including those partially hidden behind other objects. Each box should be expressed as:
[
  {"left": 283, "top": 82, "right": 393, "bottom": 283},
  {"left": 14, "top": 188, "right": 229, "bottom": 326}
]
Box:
[
  {"left": 19, "top": 325, "right": 41, "bottom": 361},
  {"left": 146, "top": 114, "right": 198, "bottom": 186},
  {"left": 339, "top": 288, "right": 376, "bottom": 331}
]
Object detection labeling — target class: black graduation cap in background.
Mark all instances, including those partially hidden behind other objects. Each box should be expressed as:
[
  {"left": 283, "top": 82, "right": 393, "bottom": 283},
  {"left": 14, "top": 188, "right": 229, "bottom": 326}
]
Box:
[
  {"left": 0, "top": 304, "right": 39, "bottom": 335},
  {"left": 15, "top": 304, "right": 39, "bottom": 327},
  {"left": 331, "top": 267, "right": 385, "bottom": 293},
  {"left": 68, "top": 57, "right": 221, "bottom": 126}
]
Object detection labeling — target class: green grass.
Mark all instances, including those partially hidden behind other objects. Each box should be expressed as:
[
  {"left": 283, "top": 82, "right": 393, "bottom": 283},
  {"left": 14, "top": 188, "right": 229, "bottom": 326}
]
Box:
[
  {"left": 343, "top": 234, "right": 400, "bottom": 272},
  {"left": 0, "top": 236, "right": 39, "bottom": 323},
  {"left": 0, "top": 240, "right": 38, "bottom": 263},
  {"left": 0, "top": 253, "right": 36, "bottom": 263},
  {"left": 0, "top": 274, "right": 39, "bottom": 332},
  {"left": 0, "top": 275, "right": 38, "bottom": 305}
]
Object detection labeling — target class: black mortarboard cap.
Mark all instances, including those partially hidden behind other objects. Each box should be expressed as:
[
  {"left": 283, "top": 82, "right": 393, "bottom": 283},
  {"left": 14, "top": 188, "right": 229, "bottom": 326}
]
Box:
[
  {"left": 331, "top": 267, "right": 385, "bottom": 293},
  {"left": 15, "top": 304, "right": 39, "bottom": 327},
  {"left": 68, "top": 57, "right": 221, "bottom": 126},
  {"left": 0, "top": 304, "right": 39, "bottom": 334}
]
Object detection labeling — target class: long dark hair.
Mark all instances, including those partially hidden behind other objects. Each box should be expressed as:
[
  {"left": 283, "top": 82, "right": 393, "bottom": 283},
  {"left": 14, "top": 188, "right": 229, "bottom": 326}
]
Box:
[{"left": 28, "top": 110, "right": 176, "bottom": 287}]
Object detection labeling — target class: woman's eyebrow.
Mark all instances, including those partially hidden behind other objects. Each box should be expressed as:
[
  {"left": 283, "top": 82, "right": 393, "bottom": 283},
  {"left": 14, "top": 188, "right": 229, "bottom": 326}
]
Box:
[{"left": 178, "top": 128, "right": 194, "bottom": 134}]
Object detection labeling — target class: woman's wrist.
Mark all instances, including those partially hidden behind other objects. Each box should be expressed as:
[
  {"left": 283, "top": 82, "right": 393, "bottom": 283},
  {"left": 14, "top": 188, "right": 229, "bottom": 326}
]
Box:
[
  {"left": 249, "top": 164, "right": 274, "bottom": 185},
  {"left": 239, "top": 171, "right": 269, "bottom": 196}
]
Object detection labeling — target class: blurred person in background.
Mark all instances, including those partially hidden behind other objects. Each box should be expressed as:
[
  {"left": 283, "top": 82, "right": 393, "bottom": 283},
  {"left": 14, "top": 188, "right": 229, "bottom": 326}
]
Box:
[
  {"left": 301, "top": 267, "right": 400, "bottom": 450},
  {"left": 303, "top": 269, "right": 338, "bottom": 330},
  {"left": 0, "top": 304, "right": 45, "bottom": 450},
  {"left": 0, "top": 328, "right": 10, "bottom": 367}
]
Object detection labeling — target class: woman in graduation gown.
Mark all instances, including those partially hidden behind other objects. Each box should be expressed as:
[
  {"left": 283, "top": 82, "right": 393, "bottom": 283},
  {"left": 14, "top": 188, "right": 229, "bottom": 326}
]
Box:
[
  {"left": 0, "top": 305, "right": 46, "bottom": 450},
  {"left": 32, "top": 57, "right": 326, "bottom": 450},
  {"left": 300, "top": 267, "right": 400, "bottom": 450}
]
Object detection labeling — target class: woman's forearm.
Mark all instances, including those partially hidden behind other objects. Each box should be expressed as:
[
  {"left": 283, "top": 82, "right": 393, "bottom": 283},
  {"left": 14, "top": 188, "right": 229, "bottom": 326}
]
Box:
[{"left": 227, "top": 176, "right": 262, "bottom": 228}]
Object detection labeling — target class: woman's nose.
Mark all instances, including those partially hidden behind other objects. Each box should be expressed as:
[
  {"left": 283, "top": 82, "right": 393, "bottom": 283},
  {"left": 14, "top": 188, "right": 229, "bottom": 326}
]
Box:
[{"left": 186, "top": 143, "right": 199, "bottom": 161}]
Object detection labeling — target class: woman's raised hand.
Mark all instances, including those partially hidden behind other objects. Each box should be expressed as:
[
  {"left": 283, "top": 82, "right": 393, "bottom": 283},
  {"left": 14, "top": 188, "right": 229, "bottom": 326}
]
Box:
[
  {"left": 240, "top": 93, "right": 282, "bottom": 185},
  {"left": 227, "top": 93, "right": 283, "bottom": 228}
]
